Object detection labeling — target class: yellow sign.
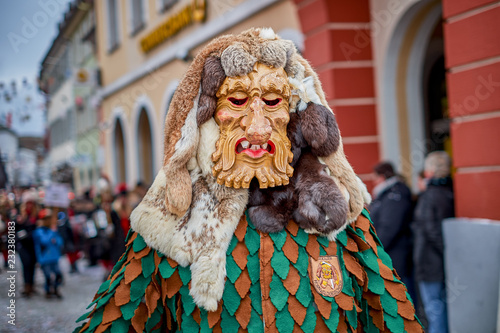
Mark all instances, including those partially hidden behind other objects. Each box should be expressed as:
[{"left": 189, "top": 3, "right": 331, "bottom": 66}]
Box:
[
  {"left": 140, "top": 0, "right": 206, "bottom": 53},
  {"left": 76, "top": 68, "right": 89, "bottom": 83}
]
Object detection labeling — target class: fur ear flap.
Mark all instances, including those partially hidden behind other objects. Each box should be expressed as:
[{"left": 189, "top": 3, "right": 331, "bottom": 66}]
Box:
[
  {"left": 197, "top": 57, "right": 226, "bottom": 126},
  {"left": 164, "top": 91, "right": 201, "bottom": 217},
  {"left": 292, "top": 151, "right": 348, "bottom": 234},
  {"left": 300, "top": 102, "right": 340, "bottom": 157},
  {"left": 323, "top": 142, "right": 367, "bottom": 222},
  {"left": 296, "top": 56, "right": 369, "bottom": 221},
  {"left": 162, "top": 33, "right": 243, "bottom": 217}
]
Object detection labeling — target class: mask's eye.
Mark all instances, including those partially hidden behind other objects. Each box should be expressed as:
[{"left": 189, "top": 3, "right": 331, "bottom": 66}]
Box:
[
  {"left": 263, "top": 98, "right": 281, "bottom": 106},
  {"left": 228, "top": 97, "right": 248, "bottom": 106}
]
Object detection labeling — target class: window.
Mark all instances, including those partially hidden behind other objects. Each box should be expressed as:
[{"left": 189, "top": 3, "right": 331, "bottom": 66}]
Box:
[
  {"left": 73, "top": 12, "right": 94, "bottom": 66},
  {"left": 44, "top": 47, "right": 69, "bottom": 95},
  {"left": 158, "top": 0, "right": 178, "bottom": 13},
  {"left": 130, "top": 0, "right": 146, "bottom": 35},
  {"left": 106, "top": 0, "right": 120, "bottom": 52}
]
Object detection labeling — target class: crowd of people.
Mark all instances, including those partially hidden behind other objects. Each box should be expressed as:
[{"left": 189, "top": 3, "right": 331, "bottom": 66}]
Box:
[
  {"left": 0, "top": 178, "right": 149, "bottom": 300},
  {"left": 369, "top": 151, "right": 454, "bottom": 333}
]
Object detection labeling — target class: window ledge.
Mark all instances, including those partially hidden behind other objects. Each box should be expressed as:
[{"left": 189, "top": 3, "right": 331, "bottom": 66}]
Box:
[
  {"left": 130, "top": 22, "right": 145, "bottom": 37},
  {"left": 107, "top": 42, "right": 121, "bottom": 54}
]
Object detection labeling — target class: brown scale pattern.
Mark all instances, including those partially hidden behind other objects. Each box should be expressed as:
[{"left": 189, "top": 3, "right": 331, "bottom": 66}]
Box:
[{"left": 77, "top": 213, "right": 423, "bottom": 332}]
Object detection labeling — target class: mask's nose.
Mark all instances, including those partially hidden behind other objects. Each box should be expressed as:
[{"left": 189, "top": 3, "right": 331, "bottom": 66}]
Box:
[{"left": 241, "top": 97, "right": 272, "bottom": 145}]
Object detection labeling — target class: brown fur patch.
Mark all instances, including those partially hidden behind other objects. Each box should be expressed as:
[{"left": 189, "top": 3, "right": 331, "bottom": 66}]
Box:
[
  {"left": 197, "top": 56, "right": 226, "bottom": 126},
  {"left": 300, "top": 102, "right": 340, "bottom": 157},
  {"left": 292, "top": 151, "right": 349, "bottom": 234},
  {"left": 248, "top": 111, "right": 348, "bottom": 234}
]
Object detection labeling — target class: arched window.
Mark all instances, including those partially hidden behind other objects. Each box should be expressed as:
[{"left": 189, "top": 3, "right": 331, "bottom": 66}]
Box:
[
  {"left": 137, "top": 109, "right": 154, "bottom": 185},
  {"left": 114, "top": 119, "right": 126, "bottom": 183}
]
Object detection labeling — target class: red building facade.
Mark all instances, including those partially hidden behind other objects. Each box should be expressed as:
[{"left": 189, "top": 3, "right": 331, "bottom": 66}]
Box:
[
  {"left": 296, "top": 0, "right": 500, "bottom": 221},
  {"left": 444, "top": 0, "right": 500, "bottom": 220}
]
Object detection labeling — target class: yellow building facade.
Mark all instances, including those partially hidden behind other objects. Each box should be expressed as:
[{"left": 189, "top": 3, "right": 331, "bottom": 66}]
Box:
[{"left": 95, "top": 0, "right": 302, "bottom": 188}]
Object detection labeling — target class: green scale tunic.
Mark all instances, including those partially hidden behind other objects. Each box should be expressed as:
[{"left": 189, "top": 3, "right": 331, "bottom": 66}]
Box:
[{"left": 75, "top": 209, "right": 423, "bottom": 332}]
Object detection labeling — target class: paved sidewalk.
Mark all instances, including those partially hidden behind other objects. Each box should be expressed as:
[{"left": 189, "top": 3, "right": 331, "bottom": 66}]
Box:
[{"left": 0, "top": 256, "right": 106, "bottom": 332}]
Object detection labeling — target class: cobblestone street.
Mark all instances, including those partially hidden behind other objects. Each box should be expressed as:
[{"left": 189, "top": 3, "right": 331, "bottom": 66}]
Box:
[{"left": 0, "top": 256, "right": 106, "bottom": 332}]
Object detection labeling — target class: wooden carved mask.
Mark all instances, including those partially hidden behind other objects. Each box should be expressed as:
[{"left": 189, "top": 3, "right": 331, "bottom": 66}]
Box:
[{"left": 212, "top": 62, "right": 294, "bottom": 189}]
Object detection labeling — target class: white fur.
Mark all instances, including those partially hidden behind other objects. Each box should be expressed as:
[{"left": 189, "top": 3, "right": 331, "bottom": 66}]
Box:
[
  {"left": 187, "top": 155, "right": 198, "bottom": 171},
  {"left": 357, "top": 176, "right": 372, "bottom": 205},
  {"left": 130, "top": 169, "right": 191, "bottom": 264},
  {"left": 131, "top": 163, "right": 248, "bottom": 311},
  {"left": 288, "top": 76, "right": 325, "bottom": 112},
  {"left": 259, "top": 27, "right": 276, "bottom": 40},
  {"left": 197, "top": 118, "right": 220, "bottom": 176},
  {"left": 170, "top": 91, "right": 201, "bottom": 166},
  {"left": 297, "top": 100, "right": 308, "bottom": 112},
  {"left": 303, "top": 76, "right": 323, "bottom": 106}
]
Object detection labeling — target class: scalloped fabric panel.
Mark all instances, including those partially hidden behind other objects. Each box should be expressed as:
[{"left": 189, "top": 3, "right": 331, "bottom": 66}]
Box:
[{"left": 75, "top": 211, "right": 423, "bottom": 332}]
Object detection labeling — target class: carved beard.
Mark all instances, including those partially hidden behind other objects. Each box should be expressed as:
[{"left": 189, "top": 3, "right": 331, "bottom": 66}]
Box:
[{"left": 212, "top": 127, "right": 294, "bottom": 189}]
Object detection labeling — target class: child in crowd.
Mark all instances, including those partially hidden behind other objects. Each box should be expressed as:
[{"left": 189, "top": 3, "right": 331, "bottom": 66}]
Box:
[{"left": 33, "top": 208, "right": 64, "bottom": 299}]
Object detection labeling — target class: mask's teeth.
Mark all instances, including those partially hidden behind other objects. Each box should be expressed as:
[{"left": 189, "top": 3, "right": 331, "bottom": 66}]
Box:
[
  {"left": 251, "top": 145, "right": 260, "bottom": 151},
  {"left": 262, "top": 143, "right": 268, "bottom": 150},
  {"left": 241, "top": 141, "right": 250, "bottom": 149}
]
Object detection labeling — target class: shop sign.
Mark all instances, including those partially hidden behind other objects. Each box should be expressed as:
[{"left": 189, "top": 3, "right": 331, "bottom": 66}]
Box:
[{"left": 140, "top": 0, "right": 206, "bottom": 53}]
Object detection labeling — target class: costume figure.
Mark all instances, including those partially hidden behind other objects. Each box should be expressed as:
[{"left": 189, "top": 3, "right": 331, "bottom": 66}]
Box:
[{"left": 76, "top": 28, "right": 422, "bottom": 332}]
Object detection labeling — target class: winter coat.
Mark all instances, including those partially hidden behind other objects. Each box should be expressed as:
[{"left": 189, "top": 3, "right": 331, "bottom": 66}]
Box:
[
  {"left": 15, "top": 218, "right": 37, "bottom": 256},
  {"left": 105, "top": 210, "right": 127, "bottom": 264},
  {"left": 33, "top": 227, "right": 63, "bottom": 265},
  {"left": 369, "top": 178, "right": 413, "bottom": 277},
  {"left": 57, "top": 213, "right": 77, "bottom": 253},
  {"left": 412, "top": 177, "right": 454, "bottom": 282}
]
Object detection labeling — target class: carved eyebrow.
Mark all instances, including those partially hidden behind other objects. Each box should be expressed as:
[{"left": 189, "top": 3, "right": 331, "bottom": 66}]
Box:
[
  {"left": 259, "top": 73, "right": 291, "bottom": 98},
  {"left": 217, "top": 76, "right": 251, "bottom": 97}
]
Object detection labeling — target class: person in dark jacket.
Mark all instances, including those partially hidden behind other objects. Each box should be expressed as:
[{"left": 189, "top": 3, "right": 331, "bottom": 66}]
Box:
[
  {"left": 413, "top": 151, "right": 454, "bottom": 333},
  {"left": 16, "top": 190, "right": 39, "bottom": 297},
  {"left": 95, "top": 189, "right": 127, "bottom": 279},
  {"left": 57, "top": 210, "right": 79, "bottom": 273},
  {"left": 33, "top": 208, "right": 64, "bottom": 298},
  {"left": 369, "top": 162, "right": 416, "bottom": 301}
]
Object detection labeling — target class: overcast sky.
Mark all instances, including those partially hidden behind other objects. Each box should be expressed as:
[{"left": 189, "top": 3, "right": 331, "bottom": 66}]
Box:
[{"left": 0, "top": 0, "right": 72, "bottom": 84}]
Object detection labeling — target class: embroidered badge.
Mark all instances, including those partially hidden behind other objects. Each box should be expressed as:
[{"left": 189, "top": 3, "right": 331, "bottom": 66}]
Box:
[{"left": 309, "top": 255, "right": 343, "bottom": 297}]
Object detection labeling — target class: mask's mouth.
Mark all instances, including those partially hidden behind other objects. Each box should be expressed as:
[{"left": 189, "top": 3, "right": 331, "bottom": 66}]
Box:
[{"left": 235, "top": 138, "right": 275, "bottom": 158}]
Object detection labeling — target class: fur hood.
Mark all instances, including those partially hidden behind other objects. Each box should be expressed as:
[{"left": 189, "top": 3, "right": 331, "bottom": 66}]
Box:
[{"left": 130, "top": 28, "right": 371, "bottom": 311}]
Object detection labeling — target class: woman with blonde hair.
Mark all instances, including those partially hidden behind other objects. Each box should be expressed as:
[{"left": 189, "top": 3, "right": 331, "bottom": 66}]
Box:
[{"left": 413, "top": 151, "right": 454, "bottom": 333}]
